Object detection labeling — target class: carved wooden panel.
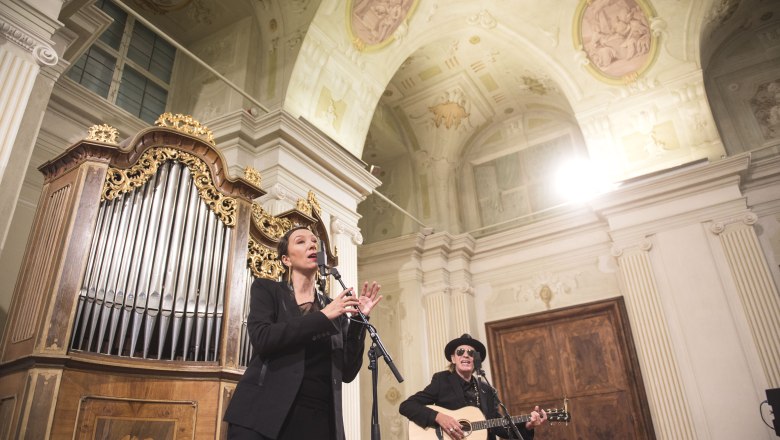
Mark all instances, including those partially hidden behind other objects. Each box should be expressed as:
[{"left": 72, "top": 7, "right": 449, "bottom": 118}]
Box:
[
  {"left": 0, "top": 395, "right": 16, "bottom": 440},
  {"left": 50, "top": 369, "right": 223, "bottom": 438},
  {"left": 486, "top": 298, "right": 655, "bottom": 440},
  {"left": 74, "top": 396, "right": 196, "bottom": 439}
]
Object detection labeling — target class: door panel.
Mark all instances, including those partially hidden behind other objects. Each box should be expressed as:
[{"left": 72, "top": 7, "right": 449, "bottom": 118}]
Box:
[{"left": 486, "top": 297, "right": 655, "bottom": 440}]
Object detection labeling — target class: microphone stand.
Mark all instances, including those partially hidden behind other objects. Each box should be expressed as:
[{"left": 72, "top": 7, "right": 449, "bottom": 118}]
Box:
[
  {"left": 474, "top": 358, "right": 526, "bottom": 440},
  {"left": 326, "top": 267, "right": 403, "bottom": 440}
]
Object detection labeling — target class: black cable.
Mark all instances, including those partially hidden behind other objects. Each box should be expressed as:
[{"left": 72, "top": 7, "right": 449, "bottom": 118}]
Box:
[
  {"left": 760, "top": 400, "right": 774, "bottom": 430},
  {"left": 475, "top": 369, "right": 527, "bottom": 440}
]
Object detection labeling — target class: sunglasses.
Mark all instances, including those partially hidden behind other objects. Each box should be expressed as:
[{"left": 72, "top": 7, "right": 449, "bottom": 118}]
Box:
[{"left": 455, "top": 348, "right": 476, "bottom": 357}]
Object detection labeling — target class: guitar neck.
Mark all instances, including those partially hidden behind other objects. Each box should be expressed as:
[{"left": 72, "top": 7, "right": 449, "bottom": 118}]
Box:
[{"left": 470, "top": 414, "right": 531, "bottom": 431}]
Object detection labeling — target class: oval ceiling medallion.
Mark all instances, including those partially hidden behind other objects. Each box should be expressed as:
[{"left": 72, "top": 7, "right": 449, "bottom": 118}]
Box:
[
  {"left": 347, "top": 0, "right": 420, "bottom": 51},
  {"left": 572, "top": 0, "right": 660, "bottom": 84}
]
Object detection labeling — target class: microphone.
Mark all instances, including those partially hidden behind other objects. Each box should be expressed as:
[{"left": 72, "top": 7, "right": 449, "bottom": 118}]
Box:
[
  {"left": 474, "top": 351, "right": 486, "bottom": 377},
  {"left": 316, "top": 248, "right": 328, "bottom": 278}
]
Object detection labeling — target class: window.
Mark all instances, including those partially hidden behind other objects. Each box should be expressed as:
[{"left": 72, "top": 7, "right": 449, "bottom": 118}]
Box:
[
  {"left": 66, "top": 0, "right": 175, "bottom": 124},
  {"left": 473, "top": 134, "right": 577, "bottom": 228}
]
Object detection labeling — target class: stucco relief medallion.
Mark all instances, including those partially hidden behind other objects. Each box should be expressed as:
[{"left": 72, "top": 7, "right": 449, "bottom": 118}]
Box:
[
  {"left": 750, "top": 78, "right": 780, "bottom": 140},
  {"left": 347, "top": 0, "right": 419, "bottom": 51},
  {"left": 573, "top": 0, "right": 659, "bottom": 84}
]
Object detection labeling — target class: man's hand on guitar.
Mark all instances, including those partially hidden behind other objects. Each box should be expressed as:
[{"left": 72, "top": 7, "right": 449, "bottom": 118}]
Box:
[
  {"left": 435, "top": 412, "right": 464, "bottom": 439},
  {"left": 524, "top": 405, "right": 548, "bottom": 430}
]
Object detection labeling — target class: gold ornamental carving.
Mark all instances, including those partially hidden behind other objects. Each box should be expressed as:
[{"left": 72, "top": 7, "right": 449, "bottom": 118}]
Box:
[
  {"left": 296, "top": 190, "right": 322, "bottom": 217},
  {"left": 86, "top": 124, "right": 120, "bottom": 144},
  {"left": 103, "top": 147, "right": 237, "bottom": 226},
  {"left": 244, "top": 166, "right": 262, "bottom": 188},
  {"left": 154, "top": 112, "right": 215, "bottom": 145},
  {"left": 248, "top": 237, "right": 284, "bottom": 279},
  {"left": 251, "top": 203, "right": 293, "bottom": 239}
]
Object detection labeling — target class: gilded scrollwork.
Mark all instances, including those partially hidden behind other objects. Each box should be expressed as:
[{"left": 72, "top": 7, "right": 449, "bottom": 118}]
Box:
[
  {"left": 248, "top": 237, "right": 284, "bottom": 279},
  {"left": 154, "top": 112, "right": 215, "bottom": 145},
  {"left": 86, "top": 124, "right": 120, "bottom": 144},
  {"left": 102, "top": 147, "right": 237, "bottom": 226},
  {"left": 251, "top": 203, "right": 293, "bottom": 239},
  {"left": 296, "top": 190, "right": 322, "bottom": 216},
  {"left": 244, "top": 166, "right": 262, "bottom": 188}
]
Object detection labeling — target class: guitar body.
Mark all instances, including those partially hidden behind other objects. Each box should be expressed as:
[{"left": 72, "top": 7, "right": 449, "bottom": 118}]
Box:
[
  {"left": 407, "top": 405, "right": 488, "bottom": 440},
  {"left": 406, "top": 404, "right": 570, "bottom": 440}
]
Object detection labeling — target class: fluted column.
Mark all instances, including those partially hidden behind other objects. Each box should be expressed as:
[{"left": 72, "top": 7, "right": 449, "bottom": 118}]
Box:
[
  {"left": 712, "top": 214, "right": 780, "bottom": 387},
  {"left": 614, "top": 239, "right": 696, "bottom": 439},
  {"left": 331, "top": 216, "right": 363, "bottom": 440},
  {"left": 450, "top": 285, "right": 474, "bottom": 334},
  {"left": 0, "top": 1, "right": 63, "bottom": 252},
  {"left": 422, "top": 287, "right": 452, "bottom": 370}
]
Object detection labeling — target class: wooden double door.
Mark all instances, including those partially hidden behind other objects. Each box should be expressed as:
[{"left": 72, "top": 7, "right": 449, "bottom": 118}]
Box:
[{"left": 485, "top": 297, "right": 655, "bottom": 439}]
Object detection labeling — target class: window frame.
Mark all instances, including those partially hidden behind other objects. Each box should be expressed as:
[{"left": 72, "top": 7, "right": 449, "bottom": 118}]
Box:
[{"left": 68, "top": 0, "right": 175, "bottom": 122}]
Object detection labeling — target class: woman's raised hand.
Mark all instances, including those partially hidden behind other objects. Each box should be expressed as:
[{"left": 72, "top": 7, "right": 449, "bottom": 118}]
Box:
[
  {"left": 358, "top": 281, "right": 382, "bottom": 317},
  {"left": 321, "top": 288, "right": 361, "bottom": 320}
]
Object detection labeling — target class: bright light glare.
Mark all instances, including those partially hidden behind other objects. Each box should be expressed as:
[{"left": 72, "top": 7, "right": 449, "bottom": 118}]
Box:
[{"left": 555, "top": 159, "right": 615, "bottom": 203}]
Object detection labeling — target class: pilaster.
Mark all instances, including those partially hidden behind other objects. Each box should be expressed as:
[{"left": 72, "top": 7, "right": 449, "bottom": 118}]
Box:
[
  {"left": 0, "top": 0, "right": 66, "bottom": 253},
  {"left": 613, "top": 239, "right": 696, "bottom": 440},
  {"left": 710, "top": 213, "right": 780, "bottom": 387}
]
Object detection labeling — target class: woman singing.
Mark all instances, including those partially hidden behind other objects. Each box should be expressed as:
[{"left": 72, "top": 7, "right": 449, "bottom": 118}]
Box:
[{"left": 225, "top": 226, "right": 382, "bottom": 439}]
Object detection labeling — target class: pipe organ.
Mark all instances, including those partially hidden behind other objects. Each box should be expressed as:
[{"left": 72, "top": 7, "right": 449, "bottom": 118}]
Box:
[{"left": 0, "top": 115, "right": 338, "bottom": 439}]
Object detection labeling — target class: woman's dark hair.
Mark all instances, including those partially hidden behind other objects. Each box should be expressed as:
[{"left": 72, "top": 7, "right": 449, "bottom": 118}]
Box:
[{"left": 277, "top": 225, "right": 312, "bottom": 260}]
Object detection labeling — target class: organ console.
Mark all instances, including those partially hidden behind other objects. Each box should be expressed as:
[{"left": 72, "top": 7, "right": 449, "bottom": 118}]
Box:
[{"left": 0, "top": 114, "right": 337, "bottom": 439}]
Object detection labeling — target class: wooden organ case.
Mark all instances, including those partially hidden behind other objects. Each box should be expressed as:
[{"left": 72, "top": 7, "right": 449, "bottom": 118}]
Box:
[{"left": 0, "top": 116, "right": 338, "bottom": 439}]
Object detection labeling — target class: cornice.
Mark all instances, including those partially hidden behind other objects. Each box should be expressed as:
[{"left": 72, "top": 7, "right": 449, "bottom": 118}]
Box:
[
  {"left": 49, "top": 78, "right": 148, "bottom": 136},
  {"left": 357, "top": 233, "right": 426, "bottom": 265},
  {"left": 590, "top": 154, "right": 751, "bottom": 216},
  {"left": 743, "top": 153, "right": 780, "bottom": 189},
  {"left": 208, "top": 109, "right": 381, "bottom": 199},
  {"left": 473, "top": 206, "right": 604, "bottom": 255}
]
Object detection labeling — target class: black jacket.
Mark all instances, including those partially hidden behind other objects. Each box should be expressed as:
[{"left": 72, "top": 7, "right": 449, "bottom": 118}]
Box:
[
  {"left": 399, "top": 371, "right": 535, "bottom": 440},
  {"left": 224, "top": 278, "right": 367, "bottom": 439}
]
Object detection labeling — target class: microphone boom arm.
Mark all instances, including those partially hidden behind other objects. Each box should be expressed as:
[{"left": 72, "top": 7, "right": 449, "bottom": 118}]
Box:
[{"left": 328, "top": 267, "right": 404, "bottom": 383}]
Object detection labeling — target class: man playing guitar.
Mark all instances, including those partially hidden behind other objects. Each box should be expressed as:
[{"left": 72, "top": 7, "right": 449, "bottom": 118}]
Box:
[{"left": 399, "top": 334, "right": 548, "bottom": 440}]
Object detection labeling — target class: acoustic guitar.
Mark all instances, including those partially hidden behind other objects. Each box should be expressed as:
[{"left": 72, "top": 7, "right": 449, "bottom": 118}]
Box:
[{"left": 407, "top": 404, "right": 571, "bottom": 440}]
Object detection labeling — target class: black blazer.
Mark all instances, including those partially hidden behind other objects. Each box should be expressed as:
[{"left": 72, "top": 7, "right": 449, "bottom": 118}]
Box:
[
  {"left": 224, "top": 278, "right": 367, "bottom": 439},
  {"left": 399, "top": 371, "right": 535, "bottom": 440}
]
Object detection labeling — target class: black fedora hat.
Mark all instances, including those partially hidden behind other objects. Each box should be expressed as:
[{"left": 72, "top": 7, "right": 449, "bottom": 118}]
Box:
[{"left": 444, "top": 333, "right": 486, "bottom": 362}]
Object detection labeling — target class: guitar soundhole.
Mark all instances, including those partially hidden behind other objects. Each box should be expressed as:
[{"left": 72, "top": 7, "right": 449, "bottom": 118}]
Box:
[{"left": 459, "top": 420, "right": 472, "bottom": 436}]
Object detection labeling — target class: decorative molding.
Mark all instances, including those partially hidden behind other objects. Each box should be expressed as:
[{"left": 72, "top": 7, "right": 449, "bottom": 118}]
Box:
[
  {"left": 428, "top": 88, "right": 471, "bottom": 130},
  {"left": 266, "top": 183, "right": 289, "bottom": 201},
  {"left": 513, "top": 272, "right": 577, "bottom": 308},
  {"left": 103, "top": 147, "right": 237, "bottom": 226},
  {"left": 0, "top": 19, "right": 37, "bottom": 51},
  {"left": 467, "top": 10, "right": 497, "bottom": 29}
]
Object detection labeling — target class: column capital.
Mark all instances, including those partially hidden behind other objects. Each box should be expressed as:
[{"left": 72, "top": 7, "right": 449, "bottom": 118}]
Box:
[
  {"left": 710, "top": 212, "right": 758, "bottom": 235},
  {"left": 331, "top": 217, "right": 362, "bottom": 245},
  {"left": 0, "top": 14, "right": 59, "bottom": 67},
  {"left": 611, "top": 237, "right": 653, "bottom": 257}
]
